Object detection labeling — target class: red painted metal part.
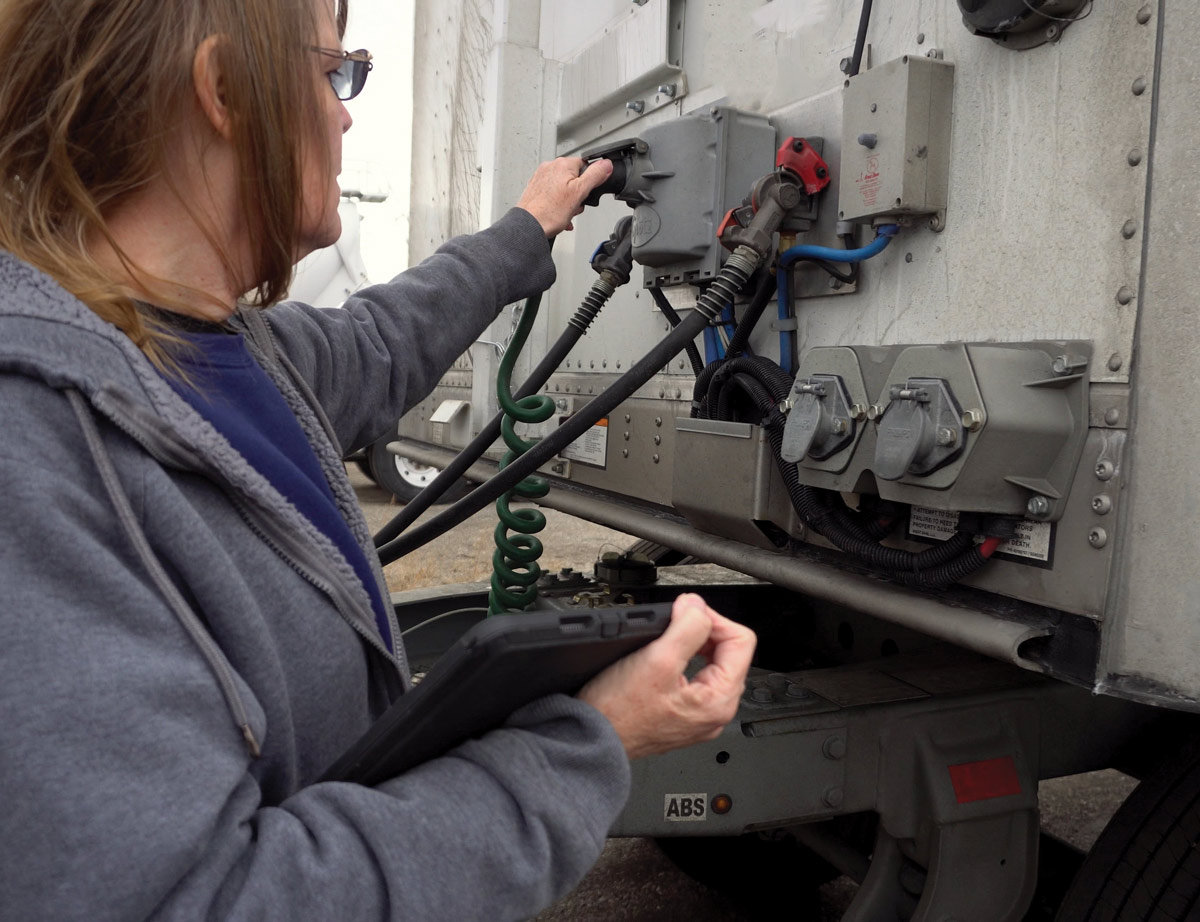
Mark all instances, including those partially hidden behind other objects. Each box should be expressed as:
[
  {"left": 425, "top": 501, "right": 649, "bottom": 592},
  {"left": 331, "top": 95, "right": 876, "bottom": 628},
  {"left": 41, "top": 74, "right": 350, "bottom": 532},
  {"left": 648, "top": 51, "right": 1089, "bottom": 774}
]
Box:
[
  {"left": 776, "top": 137, "right": 832, "bottom": 195},
  {"left": 947, "top": 755, "right": 1023, "bottom": 804}
]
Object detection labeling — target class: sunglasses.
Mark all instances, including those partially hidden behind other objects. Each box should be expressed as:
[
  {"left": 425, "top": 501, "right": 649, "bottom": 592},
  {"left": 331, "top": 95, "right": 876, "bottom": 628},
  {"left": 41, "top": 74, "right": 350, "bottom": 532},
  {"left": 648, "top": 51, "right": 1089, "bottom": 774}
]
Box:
[{"left": 310, "top": 47, "right": 373, "bottom": 101}]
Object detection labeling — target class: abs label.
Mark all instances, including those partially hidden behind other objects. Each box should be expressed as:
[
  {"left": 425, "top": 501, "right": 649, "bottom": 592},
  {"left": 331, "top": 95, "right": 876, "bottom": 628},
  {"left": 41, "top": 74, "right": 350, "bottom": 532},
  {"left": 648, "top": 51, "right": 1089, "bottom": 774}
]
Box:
[{"left": 664, "top": 793, "right": 707, "bottom": 821}]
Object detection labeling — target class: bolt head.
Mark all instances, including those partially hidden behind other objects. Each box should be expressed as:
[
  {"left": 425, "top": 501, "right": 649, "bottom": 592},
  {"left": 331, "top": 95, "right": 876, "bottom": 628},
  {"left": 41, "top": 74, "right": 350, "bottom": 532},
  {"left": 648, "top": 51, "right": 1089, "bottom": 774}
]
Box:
[
  {"left": 867, "top": 404, "right": 884, "bottom": 421},
  {"left": 832, "top": 418, "right": 848, "bottom": 435},
  {"left": 823, "top": 737, "right": 847, "bottom": 760},
  {"left": 935, "top": 426, "right": 957, "bottom": 446},
  {"left": 822, "top": 786, "right": 845, "bottom": 808},
  {"left": 1095, "top": 460, "right": 1116, "bottom": 481},
  {"left": 1092, "top": 494, "right": 1113, "bottom": 515},
  {"left": 850, "top": 404, "right": 867, "bottom": 421},
  {"left": 1027, "top": 496, "right": 1051, "bottom": 518},
  {"left": 1088, "top": 527, "right": 1109, "bottom": 549},
  {"left": 1104, "top": 407, "right": 1120, "bottom": 426},
  {"left": 962, "top": 409, "right": 985, "bottom": 431}
]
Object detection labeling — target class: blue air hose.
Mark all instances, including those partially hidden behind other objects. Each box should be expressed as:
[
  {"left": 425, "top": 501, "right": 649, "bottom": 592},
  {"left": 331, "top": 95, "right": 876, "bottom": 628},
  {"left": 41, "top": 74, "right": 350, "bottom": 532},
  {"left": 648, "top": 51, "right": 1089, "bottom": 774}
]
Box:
[
  {"left": 776, "top": 225, "right": 901, "bottom": 370},
  {"left": 777, "top": 269, "right": 794, "bottom": 374},
  {"left": 779, "top": 224, "right": 900, "bottom": 267}
]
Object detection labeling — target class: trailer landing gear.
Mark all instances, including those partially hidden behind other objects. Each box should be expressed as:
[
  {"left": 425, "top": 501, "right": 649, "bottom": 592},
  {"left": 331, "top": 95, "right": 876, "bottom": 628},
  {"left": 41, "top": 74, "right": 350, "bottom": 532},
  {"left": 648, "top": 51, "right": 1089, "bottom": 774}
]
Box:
[{"left": 615, "top": 644, "right": 1152, "bottom": 922}]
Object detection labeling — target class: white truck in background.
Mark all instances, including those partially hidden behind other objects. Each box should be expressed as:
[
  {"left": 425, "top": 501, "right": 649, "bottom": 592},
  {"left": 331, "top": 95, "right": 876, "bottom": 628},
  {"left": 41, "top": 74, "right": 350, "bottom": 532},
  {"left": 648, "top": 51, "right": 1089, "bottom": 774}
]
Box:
[{"left": 376, "top": 2, "right": 1200, "bottom": 919}]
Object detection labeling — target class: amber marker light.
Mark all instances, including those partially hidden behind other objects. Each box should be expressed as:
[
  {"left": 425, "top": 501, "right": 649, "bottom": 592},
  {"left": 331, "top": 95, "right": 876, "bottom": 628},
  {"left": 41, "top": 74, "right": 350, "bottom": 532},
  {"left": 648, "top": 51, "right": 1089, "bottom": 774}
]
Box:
[{"left": 711, "top": 794, "right": 733, "bottom": 815}]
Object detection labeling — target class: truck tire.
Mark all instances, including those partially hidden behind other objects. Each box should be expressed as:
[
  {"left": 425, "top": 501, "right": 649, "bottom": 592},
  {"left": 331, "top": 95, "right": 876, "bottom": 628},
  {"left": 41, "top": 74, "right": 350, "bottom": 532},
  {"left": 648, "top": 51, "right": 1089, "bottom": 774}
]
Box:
[
  {"left": 367, "top": 435, "right": 471, "bottom": 505},
  {"left": 1056, "top": 737, "right": 1200, "bottom": 922}
]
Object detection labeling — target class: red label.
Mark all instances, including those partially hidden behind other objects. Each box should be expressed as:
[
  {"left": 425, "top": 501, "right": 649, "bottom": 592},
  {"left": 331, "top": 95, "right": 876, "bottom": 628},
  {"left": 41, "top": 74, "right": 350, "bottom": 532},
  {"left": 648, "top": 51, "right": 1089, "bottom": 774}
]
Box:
[
  {"left": 856, "top": 154, "right": 881, "bottom": 209},
  {"left": 947, "top": 756, "right": 1022, "bottom": 804}
]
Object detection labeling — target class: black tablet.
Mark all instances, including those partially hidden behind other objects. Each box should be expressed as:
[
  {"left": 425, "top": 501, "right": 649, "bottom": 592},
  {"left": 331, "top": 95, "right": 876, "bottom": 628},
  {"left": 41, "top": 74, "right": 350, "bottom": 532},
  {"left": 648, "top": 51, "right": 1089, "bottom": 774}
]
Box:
[{"left": 320, "top": 604, "right": 672, "bottom": 786}]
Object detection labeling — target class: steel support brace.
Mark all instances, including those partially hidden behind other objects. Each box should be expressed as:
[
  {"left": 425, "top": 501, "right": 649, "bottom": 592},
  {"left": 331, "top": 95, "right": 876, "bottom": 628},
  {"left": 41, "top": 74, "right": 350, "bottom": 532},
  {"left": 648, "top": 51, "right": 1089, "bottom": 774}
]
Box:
[{"left": 389, "top": 439, "right": 1052, "bottom": 668}]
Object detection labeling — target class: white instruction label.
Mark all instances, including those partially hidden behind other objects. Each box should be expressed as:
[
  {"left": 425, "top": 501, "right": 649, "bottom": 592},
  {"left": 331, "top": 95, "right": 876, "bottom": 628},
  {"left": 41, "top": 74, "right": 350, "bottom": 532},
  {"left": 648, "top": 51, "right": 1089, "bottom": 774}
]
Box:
[
  {"left": 664, "top": 793, "right": 708, "bottom": 822},
  {"left": 908, "top": 507, "right": 1053, "bottom": 564},
  {"left": 558, "top": 417, "right": 608, "bottom": 469}
]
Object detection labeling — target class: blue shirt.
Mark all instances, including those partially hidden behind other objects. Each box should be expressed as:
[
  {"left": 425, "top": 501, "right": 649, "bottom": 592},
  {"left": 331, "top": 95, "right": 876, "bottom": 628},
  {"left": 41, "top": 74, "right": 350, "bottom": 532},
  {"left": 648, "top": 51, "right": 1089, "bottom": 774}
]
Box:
[{"left": 162, "top": 330, "right": 393, "bottom": 653}]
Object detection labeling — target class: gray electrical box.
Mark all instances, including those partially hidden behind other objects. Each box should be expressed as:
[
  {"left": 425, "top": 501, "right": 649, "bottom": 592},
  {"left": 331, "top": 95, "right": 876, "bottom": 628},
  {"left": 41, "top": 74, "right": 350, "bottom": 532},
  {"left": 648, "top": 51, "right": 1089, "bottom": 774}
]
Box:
[
  {"left": 839, "top": 55, "right": 955, "bottom": 225},
  {"left": 632, "top": 107, "right": 776, "bottom": 286}
]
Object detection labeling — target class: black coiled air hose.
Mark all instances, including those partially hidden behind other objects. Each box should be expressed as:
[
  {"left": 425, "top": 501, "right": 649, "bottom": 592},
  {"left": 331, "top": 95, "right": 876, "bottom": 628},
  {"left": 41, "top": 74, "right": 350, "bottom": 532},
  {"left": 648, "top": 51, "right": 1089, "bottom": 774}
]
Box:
[{"left": 376, "top": 246, "right": 764, "bottom": 564}]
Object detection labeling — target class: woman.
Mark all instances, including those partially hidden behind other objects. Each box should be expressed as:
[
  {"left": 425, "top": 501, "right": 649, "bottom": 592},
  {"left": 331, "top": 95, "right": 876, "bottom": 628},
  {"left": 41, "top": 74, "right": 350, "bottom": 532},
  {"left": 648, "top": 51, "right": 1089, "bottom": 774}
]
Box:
[{"left": 0, "top": 0, "right": 756, "bottom": 920}]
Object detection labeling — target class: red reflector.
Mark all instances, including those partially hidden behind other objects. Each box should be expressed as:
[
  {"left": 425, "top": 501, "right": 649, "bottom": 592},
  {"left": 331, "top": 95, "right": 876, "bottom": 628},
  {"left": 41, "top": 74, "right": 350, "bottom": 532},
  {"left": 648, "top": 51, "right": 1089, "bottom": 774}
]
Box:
[{"left": 947, "top": 756, "right": 1022, "bottom": 804}]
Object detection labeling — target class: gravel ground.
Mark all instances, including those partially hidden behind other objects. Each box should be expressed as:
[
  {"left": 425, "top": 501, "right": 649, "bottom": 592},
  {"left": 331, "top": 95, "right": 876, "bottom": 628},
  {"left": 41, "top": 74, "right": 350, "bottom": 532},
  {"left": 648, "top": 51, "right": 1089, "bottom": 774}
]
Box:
[{"left": 350, "top": 465, "right": 1137, "bottom": 921}]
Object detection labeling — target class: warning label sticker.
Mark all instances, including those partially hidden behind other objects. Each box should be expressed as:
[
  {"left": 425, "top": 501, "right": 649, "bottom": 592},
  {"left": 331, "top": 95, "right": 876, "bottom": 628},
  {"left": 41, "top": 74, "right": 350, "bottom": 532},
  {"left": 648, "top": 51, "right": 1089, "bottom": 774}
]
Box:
[
  {"left": 558, "top": 417, "right": 608, "bottom": 469},
  {"left": 908, "top": 507, "right": 1054, "bottom": 567}
]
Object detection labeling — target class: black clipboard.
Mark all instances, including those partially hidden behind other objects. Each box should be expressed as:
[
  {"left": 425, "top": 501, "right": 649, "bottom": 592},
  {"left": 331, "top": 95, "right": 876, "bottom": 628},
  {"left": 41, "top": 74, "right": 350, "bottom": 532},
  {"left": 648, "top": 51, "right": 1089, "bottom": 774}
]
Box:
[{"left": 321, "top": 604, "right": 672, "bottom": 786}]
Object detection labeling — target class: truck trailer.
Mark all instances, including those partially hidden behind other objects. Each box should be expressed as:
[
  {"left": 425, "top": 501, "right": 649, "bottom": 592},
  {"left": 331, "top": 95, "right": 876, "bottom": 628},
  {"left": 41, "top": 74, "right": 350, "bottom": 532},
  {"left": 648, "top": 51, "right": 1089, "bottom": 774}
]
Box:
[{"left": 371, "top": 1, "right": 1200, "bottom": 919}]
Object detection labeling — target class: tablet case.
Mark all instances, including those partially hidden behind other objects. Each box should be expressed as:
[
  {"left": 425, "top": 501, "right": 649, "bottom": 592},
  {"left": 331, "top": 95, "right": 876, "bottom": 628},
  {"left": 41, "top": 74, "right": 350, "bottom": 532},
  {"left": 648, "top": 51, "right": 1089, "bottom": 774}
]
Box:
[{"left": 321, "top": 604, "right": 672, "bottom": 786}]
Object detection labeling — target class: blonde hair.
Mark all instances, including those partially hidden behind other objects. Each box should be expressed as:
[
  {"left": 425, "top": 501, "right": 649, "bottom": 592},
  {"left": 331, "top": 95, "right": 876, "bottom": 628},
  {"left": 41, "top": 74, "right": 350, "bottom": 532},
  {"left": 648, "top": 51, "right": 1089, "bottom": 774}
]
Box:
[{"left": 0, "top": 0, "right": 343, "bottom": 364}]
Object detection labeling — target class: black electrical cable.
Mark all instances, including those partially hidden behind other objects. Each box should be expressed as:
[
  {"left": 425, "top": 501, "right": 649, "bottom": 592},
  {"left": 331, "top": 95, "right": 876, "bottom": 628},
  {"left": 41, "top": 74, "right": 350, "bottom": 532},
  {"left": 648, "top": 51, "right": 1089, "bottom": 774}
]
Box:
[
  {"left": 724, "top": 268, "right": 776, "bottom": 358},
  {"left": 764, "top": 415, "right": 979, "bottom": 575},
  {"left": 802, "top": 256, "right": 857, "bottom": 284},
  {"left": 891, "top": 546, "right": 992, "bottom": 590},
  {"left": 373, "top": 218, "right": 639, "bottom": 547},
  {"left": 781, "top": 236, "right": 864, "bottom": 286},
  {"left": 698, "top": 356, "right": 986, "bottom": 581},
  {"left": 700, "top": 354, "right": 791, "bottom": 421},
  {"left": 374, "top": 284, "right": 601, "bottom": 548},
  {"left": 648, "top": 286, "right": 705, "bottom": 376},
  {"left": 848, "top": 0, "right": 874, "bottom": 78},
  {"left": 376, "top": 249, "right": 762, "bottom": 564}
]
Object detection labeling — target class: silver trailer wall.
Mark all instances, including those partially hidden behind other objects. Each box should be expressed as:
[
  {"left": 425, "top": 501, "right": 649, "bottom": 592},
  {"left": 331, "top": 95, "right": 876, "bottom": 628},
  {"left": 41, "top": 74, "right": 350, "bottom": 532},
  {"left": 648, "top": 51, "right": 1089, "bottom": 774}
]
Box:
[{"left": 399, "top": 1, "right": 1200, "bottom": 707}]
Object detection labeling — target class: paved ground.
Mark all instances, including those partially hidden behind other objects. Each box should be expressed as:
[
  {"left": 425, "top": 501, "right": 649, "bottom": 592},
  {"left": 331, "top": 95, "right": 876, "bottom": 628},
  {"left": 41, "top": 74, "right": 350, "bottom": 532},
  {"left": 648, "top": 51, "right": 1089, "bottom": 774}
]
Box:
[{"left": 350, "top": 466, "right": 1137, "bottom": 921}]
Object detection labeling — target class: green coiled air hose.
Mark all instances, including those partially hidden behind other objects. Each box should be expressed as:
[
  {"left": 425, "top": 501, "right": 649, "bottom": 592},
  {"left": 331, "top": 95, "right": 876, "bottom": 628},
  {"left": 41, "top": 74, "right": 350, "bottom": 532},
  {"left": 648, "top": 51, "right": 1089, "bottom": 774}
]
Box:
[{"left": 487, "top": 297, "right": 555, "bottom": 614}]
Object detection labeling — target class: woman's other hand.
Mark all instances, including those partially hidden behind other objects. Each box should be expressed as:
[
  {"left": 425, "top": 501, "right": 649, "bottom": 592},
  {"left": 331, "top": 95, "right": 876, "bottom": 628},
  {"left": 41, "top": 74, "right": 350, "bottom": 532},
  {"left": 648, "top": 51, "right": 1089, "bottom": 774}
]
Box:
[
  {"left": 516, "top": 157, "right": 614, "bottom": 238},
  {"left": 578, "top": 594, "right": 757, "bottom": 760}
]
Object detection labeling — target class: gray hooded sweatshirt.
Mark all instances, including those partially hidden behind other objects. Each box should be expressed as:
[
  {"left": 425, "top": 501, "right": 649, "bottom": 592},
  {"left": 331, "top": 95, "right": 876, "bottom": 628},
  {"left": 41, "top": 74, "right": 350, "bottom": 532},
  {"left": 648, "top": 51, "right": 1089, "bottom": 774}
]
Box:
[{"left": 0, "top": 208, "right": 631, "bottom": 922}]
